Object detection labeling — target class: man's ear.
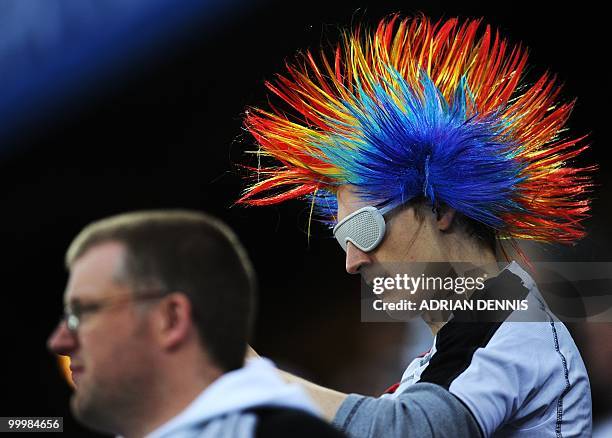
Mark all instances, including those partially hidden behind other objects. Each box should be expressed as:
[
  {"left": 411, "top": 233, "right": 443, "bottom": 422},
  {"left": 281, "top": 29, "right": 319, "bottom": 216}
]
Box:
[
  {"left": 436, "top": 205, "right": 456, "bottom": 231},
  {"left": 155, "top": 292, "right": 193, "bottom": 350}
]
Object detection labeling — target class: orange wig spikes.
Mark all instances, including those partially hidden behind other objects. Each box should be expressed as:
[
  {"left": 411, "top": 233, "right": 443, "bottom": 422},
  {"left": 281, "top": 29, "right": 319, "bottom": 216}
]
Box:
[{"left": 238, "top": 14, "right": 595, "bottom": 243}]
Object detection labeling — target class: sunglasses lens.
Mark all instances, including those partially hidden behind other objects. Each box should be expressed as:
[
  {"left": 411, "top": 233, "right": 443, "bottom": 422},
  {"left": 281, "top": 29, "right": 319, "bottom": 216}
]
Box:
[{"left": 333, "top": 206, "right": 386, "bottom": 252}]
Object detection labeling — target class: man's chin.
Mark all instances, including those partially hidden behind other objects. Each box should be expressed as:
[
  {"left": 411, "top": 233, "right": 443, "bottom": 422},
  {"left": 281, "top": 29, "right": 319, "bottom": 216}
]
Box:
[
  {"left": 70, "top": 390, "right": 86, "bottom": 419},
  {"left": 69, "top": 393, "right": 83, "bottom": 424},
  {"left": 70, "top": 392, "right": 113, "bottom": 435},
  {"left": 70, "top": 386, "right": 96, "bottom": 425}
]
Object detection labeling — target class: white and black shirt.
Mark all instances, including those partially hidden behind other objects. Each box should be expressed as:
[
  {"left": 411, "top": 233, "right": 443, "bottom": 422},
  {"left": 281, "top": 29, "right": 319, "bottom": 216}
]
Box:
[{"left": 333, "top": 262, "right": 592, "bottom": 437}]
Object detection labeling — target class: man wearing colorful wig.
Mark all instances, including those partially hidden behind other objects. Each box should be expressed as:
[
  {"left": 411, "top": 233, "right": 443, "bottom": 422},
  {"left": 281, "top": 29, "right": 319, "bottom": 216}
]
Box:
[{"left": 238, "top": 14, "right": 594, "bottom": 437}]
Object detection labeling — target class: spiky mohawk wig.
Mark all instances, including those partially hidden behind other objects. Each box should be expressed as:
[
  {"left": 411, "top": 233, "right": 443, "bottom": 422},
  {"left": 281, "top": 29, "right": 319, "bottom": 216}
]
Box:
[{"left": 237, "top": 14, "right": 594, "bottom": 243}]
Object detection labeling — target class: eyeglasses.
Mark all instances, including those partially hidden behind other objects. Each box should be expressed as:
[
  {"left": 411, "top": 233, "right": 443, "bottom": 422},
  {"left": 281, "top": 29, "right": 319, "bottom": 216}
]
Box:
[
  {"left": 62, "top": 290, "right": 166, "bottom": 332},
  {"left": 333, "top": 205, "right": 389, "bottom": 253}
]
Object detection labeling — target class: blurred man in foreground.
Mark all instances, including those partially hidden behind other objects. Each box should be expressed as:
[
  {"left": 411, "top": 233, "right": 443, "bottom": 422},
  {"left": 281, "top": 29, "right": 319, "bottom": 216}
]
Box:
[{"left": 48, "top": 210, "right": 345, "bottom": 438}]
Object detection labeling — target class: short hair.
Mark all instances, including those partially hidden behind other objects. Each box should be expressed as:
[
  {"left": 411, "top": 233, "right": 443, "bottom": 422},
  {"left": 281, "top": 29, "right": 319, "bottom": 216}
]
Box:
[{"left": 66, "top": 210, "right": 256, "bottom": 371}]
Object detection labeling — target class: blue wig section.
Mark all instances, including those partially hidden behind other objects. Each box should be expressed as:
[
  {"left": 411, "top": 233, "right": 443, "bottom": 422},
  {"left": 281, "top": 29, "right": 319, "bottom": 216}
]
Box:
[
  {"left": 308, "top": 189, "right": 338, "bottom": 227},
  {"left": 309, "top": 69, "right": 526, "bottom": 229}
]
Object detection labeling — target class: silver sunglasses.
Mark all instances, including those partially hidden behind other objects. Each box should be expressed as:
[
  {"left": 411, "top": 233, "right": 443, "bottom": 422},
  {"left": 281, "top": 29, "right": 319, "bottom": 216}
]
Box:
[{"left": 333, "top": 206, "right": 388, "bottom": 252}]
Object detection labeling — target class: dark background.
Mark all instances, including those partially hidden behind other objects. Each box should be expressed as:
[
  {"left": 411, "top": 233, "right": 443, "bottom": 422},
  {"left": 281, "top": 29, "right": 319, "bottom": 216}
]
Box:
[{"left": 1, "top": 1, "right": 609, "bottom": 435}]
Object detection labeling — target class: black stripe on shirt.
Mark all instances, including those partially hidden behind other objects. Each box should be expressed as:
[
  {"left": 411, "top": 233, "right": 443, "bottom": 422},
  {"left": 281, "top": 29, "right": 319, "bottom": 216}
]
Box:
[{"left": 418, "top": 268, "right": 529, "bottom": 389}]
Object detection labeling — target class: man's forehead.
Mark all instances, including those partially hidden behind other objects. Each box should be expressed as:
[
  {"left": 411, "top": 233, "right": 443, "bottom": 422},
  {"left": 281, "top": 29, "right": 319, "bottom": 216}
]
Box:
[
  {"left": 336, "top": 185, "right": 373, "bottom": 219},
  {"left": 64, "top": 241, "right": 127, "bottom": 303}
]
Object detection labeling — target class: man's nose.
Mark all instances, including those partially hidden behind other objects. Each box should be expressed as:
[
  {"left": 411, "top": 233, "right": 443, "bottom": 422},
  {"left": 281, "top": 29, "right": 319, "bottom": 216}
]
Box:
[
  {"left": 47, "top": 321, "right": 78, "bottom": 356},
  {"left": 346, "top": 241, "right": 372, "bottom": 274}
]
